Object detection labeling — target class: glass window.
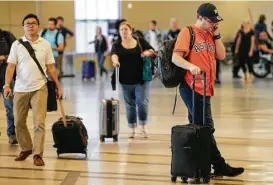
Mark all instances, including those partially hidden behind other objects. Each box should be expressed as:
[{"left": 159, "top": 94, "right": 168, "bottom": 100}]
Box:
[
  {"left": 75, "top": 0, "right": 119, "bottom": 20},
  {"left": 74, "top": 0, "right": 120, "bottom": 53}
]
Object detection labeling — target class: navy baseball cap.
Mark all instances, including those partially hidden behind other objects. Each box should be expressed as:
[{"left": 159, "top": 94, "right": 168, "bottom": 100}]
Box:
[{"left": 197, "top": 3, "right": 223, "bottom": 23}]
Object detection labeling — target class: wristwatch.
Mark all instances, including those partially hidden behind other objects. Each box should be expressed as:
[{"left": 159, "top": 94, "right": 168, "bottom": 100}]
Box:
[
  {"left": 3, "top": 84, "right": 10, "bottom": 89},
  {"left": 213, "top": 34, "right": 221, "bottom": 40}
]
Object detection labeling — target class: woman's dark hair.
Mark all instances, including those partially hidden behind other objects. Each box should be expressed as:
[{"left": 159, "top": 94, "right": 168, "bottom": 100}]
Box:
[
  {"left": 119, "top": 21, "right": 132, "bottom": 30},
  {"left": 22, "top": 13, "right": 40, "bottom": 26},
  {"left": 115, "top": 19, "right": 127, "bottom": 30},
  {"left": 48, "top": 17, "right": 57, "bottom": 25}
]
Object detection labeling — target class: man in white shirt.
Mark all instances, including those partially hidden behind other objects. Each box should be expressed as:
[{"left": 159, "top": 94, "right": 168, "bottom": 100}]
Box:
[
  {"left": 4, "top": 13, "right": 62, "bottom": 166},
  {"left": 144, "top": 20, "right": 163, "bottom": 52}
]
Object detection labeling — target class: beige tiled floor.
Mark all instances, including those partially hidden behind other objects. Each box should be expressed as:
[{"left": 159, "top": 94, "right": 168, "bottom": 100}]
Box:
[{"left": 1, "top": 67, "right": 273, "bottom": 185}]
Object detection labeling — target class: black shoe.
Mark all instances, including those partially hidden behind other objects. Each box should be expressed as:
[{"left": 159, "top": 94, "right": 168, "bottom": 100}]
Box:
[
  {"left": 215, "top": 79, "right": 221, "bottom": 84},
  {"left": 233, "top": 75, "right": 241, "bottom": 79},
  {"left": 213, "top": 163, "right": 244, "bottom": 177}
]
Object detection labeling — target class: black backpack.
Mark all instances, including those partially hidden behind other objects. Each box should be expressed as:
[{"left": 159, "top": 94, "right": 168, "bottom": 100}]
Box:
[
  {"left": 155, "top": 26, "right": 195, "bottom": 88},
  {"left": 41, "top": 29, "right": 60, "bottom": 47},
  {"left": 0, "top": 30, "right": 16, "bottom": 87},
  {"left": 0, "top": 30, "right": 10, "bottom": 56}
]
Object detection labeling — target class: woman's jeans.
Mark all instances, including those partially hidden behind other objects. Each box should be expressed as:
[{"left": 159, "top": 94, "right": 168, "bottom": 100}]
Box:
[{"left": 121, "top": 82, "right": 150, "bottom": 128}]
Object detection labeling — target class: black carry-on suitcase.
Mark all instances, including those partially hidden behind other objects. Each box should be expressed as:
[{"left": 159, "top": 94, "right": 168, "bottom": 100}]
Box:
[
  {"left": 52, "top": 99, "right": 88, "bottom": 158},
  {"left": 170, "top": 72, "right": 212, "bottom": 184}
]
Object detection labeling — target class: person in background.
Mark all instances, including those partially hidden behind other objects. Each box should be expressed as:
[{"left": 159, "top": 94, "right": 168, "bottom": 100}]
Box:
[
  {"left": 40, "top": 17, "right": 64, "bottom": 76},
  {"left": 258, "top": 31, "right": 273, "bottom": 61},
  {"left": 144, "top": 20, "right": 163, "bottom": 52},
  {"left": 111, "top": 22, "right": 155, "bottom": 138},
  {"left": 215, "top": 59, "right": 221, "bottom": 84},
  {"left": 165, "top": 18, "right": 181, "bottom": 41},
  {"left": 90, "top": 26, "right": 109, "bottom": 77},
  {"left": 254, "top": 14, "right": 272, "bottom": 41},
  {"left": 0, "top": 28, "right": 17, "bottom": 144},
  {"left": 232, "top": 25, "right": 243, "bottom": 78},
  {"left": 235, "top": 20, "right": 255, "bottom": 82},
  {"left": 56, "top": 16, "right": 74, "bottom": 77}
]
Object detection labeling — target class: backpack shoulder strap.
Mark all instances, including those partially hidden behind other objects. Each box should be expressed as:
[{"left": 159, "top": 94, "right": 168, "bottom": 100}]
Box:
[
  {"left": 187, "top": 26, "right": 195, "bottom": 51},
  {"left": 172, "top": 26, "right": 195, "bottom": 115},
  {"left": 55, "top": 31, "right": 59, "bottom": 47},
  {"left": 41, "top": 29, "right": 47, "bottom": 38},
  {"left": 18, "top": 38, "right": 47, "bottom": 79}
]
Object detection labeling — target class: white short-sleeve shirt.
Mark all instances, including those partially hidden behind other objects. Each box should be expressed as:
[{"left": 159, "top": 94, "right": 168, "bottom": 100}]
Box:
[{"left": 8, "top": 36, "right": 55, "bottom": 92}]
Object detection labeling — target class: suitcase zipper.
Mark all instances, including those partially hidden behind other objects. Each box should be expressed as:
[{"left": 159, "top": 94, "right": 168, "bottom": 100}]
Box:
[{"left": 196, "top": 128, "right": 200, "bottom": 138}]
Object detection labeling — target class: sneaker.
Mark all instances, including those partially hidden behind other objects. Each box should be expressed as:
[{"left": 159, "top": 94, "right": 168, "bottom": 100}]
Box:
[
  {"left": 213, "top": 163, "right": 244, "bottom": 177},
  {"left": 140, "top": 130, "right": 149, "bottom": 138},
  {"left": 9, "top": 135, "right": 18, "bottom": 145},
  {"left": 33, "top": 155, "right": 45, "bottom": 166},
  {"left": 128, "top": 132, "right": 135, "bottom": 139}
]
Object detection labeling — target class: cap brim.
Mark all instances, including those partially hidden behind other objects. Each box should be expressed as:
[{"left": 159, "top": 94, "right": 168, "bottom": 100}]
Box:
[{"left": 209, "top": 15, "right": 223, "bottom": 23}]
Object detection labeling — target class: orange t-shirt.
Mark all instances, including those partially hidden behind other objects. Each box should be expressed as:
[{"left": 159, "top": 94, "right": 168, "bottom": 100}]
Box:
[{"left": 174, "top": 24, "right": 217, "bottom": 96}]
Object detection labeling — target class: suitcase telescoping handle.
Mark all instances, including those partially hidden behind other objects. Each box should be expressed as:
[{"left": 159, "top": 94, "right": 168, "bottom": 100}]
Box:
[
  {"left": 58, "top": 99, "right": 67, "bottom": 127},
  {"left": 192, "top": 71, "right": 206, "bottom": 126},
  {"left": 115, "top": 67, "right": 119, "bottom": 100}
]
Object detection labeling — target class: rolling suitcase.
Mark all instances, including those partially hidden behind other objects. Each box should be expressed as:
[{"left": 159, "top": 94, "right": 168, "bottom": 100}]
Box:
[
  {"left": 99, "top": 67, "right": 120, "bottom": 142},
  {"left": 81, "top": 60, "right": 95, "bottom": 79},
  {"left": 170, "top": 72, "right": 212, "bottom": 184},
  {"left": 52, "top": 99, "right": 88, "bottom": 158}
]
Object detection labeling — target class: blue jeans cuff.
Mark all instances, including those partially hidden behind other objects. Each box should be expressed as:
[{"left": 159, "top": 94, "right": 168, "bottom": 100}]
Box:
[
  {"left": 128, "top": 123, "right": 137, "bottom": 128},
  {"left": 138, "top": 120, "right": 147, "bottom": 125}
]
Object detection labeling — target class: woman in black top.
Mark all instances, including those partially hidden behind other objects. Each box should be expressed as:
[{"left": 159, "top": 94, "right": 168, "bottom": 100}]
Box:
[
  {"left": 235, "top": 21, "right": 255, "bottom": 82},
  {"left": 111, "top": 22, "right": 154, "bottom": 138},
  {"left": 91, "top": 27, "right": 108, "bottom": 77}
]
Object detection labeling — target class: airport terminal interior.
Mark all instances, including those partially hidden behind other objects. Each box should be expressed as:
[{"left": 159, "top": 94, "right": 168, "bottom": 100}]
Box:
[{"left": 1, "top": 1, "right": 273, "bottom": 185}]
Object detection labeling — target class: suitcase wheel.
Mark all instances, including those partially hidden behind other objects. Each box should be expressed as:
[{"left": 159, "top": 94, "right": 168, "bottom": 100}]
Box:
[
  {"left": 193, "top": 178, "right": 201, "bottom": 184},
  {"left": 100, "top": 136, "right": 105, "bottom": 142},
  {"left": 181, "top": 177, "right": 188, "bottom": 183},
  {"left": 171, "top": 176, "right": 177, "bottom": 183},
  {"left": 203, "top": 176, "right": 210, "bottom": 183},
  {"left": 113, "top": 135, "right": 118, "bottom": 142}
]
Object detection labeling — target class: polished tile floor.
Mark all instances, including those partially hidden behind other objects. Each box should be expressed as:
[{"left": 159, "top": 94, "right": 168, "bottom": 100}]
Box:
[{"left": 1, "top": 66, "right": 273, "bottom": 185}]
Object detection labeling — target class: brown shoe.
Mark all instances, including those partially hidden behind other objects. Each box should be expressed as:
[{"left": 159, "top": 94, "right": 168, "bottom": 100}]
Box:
[
  {"left": 33, "top": 155, "right": 45, "bottom": 166},
  {"left": 15, "top": 150, "right": 32, "bottom": 161}
]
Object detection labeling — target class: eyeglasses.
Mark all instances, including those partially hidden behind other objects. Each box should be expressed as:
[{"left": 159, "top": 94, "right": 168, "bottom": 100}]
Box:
[
  {"left": 203, "top": 17, "right": 215, "bottom": 25},
  {"left": 24, "top": 22, "right": 38, "bottom": 27}
]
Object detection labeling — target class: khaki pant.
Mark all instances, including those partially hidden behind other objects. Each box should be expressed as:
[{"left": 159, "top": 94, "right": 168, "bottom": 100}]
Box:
[
  {"left": 58, "top": 54, "right": 63, "bottom": 74},
  {"left": 14, "top": 84, "right": 48, "bottom": 156}
]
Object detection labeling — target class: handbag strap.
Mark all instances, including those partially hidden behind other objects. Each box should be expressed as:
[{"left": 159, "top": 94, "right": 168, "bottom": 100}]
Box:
[
  {"left": 18, "top": 38, "right": 47, "bottom": 80},
  {"left": 135, "top": 36, "right": 143, "bottom": 53}
]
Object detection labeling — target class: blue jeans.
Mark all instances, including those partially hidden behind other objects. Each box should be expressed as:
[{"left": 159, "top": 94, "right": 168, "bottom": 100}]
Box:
[
  {"left": 1, "top": 83, "right": 15, "bottom": 137},
  {"left": 121, "top": 82, "right": 150, "bottom": 128},
  {"left": 179, "top": 83, "right": 225, "bottom": 166},
  {"left": 97, "top": 52, "right": 107, "bottom": 76}
]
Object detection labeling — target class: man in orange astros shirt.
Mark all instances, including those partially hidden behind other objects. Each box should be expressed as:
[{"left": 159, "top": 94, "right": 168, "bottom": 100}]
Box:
[{"left": 172, "top": 3, "right": 244, "bottom": 177}]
